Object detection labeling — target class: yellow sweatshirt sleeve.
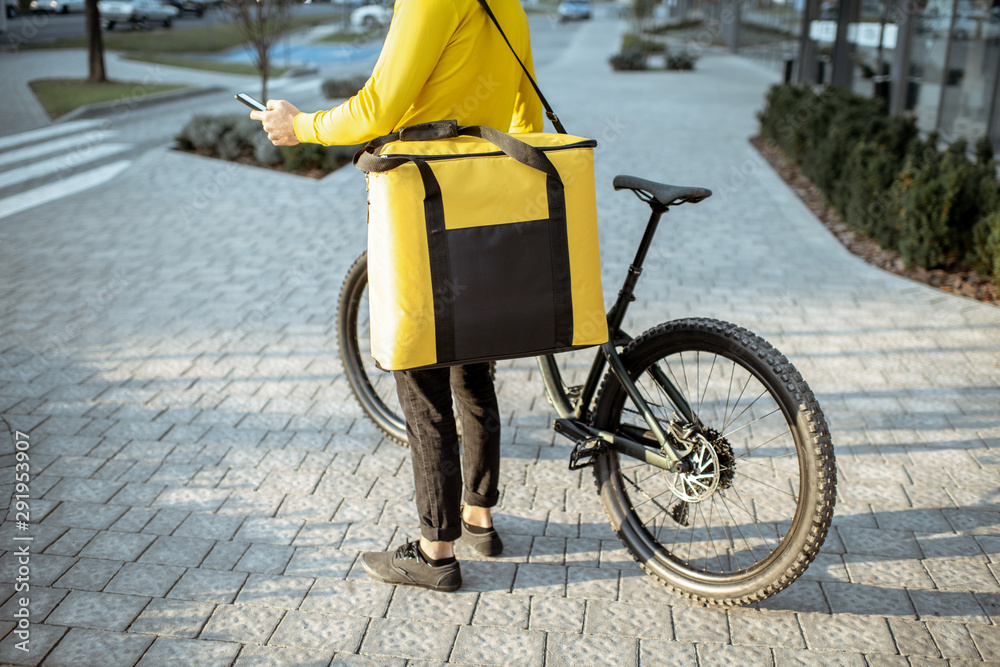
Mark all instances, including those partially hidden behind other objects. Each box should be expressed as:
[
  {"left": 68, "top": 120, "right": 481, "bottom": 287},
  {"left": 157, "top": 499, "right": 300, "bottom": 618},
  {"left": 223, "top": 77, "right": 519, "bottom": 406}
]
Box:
[
  {"left": 293, "top": 0, "right": 460, "bottom": 146},
  {"left": 509, "top": 45, "right": 544, "bottom": 134}
]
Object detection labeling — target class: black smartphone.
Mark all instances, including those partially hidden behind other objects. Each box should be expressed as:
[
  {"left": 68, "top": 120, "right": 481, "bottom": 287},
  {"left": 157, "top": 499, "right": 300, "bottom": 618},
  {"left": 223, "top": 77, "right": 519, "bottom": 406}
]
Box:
[{"left": 235, "top": 93, "right": 267, "bottom": 111}]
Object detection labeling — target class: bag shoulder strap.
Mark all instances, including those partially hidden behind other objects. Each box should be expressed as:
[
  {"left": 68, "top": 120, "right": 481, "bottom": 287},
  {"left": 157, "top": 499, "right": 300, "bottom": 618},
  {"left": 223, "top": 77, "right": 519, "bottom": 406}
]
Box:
[{"left": 476, "top": 0, "right": 567, "bottom": 135}]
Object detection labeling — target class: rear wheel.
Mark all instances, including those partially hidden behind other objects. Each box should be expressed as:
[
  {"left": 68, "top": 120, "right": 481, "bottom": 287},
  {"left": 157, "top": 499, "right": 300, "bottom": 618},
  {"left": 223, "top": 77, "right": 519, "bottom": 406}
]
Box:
[
  {"left": 337, "top": 252, "right": 408, "bottom": 445},
  {"left": 591, "top": 318, "right": 836, "bottom": 606}
]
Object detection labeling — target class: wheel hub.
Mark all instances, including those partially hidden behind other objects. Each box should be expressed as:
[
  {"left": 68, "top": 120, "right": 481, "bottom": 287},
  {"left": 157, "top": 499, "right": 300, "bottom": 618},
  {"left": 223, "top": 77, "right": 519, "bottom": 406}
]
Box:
[{"left": 665, "top": 433, "right": 721, "bottom": 502}]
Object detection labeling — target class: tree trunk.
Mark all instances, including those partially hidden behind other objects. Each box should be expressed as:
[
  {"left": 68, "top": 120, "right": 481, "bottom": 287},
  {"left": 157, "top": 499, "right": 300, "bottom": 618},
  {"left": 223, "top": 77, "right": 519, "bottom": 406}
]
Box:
[
  {"left": 259, "top": 49, "right": 269, "bottom": 101},
  {"left": 86, "top": 0, "right": 107, "bottom": 83}
]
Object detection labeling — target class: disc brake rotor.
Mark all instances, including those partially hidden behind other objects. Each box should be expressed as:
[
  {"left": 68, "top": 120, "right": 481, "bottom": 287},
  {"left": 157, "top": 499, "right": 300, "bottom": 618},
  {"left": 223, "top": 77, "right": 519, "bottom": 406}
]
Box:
[{"left": 665, "top": 434, "right": 721, "bottom": 502}]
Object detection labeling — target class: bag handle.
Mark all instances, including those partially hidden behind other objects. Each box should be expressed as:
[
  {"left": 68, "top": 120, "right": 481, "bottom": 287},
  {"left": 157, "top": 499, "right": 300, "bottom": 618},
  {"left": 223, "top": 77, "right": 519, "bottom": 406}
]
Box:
[
  {"left": 355, "top": 123, "right": 561, "bottom": 181},
  {"left": 476, "top": 0, "right": 567, "bottom": 135}
]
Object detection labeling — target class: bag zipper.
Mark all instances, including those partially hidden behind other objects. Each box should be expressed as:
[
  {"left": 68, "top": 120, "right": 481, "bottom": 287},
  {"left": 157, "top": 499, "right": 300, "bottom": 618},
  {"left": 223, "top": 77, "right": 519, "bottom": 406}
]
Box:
[{"left": 380, "top": 138, "right": 598, "bottom": 161}]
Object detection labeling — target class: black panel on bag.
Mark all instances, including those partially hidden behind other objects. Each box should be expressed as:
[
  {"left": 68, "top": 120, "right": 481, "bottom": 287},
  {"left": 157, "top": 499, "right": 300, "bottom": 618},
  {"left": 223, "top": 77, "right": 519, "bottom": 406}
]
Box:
[{"left": 446, "top": 220, "right": 556, "bottom": 362}]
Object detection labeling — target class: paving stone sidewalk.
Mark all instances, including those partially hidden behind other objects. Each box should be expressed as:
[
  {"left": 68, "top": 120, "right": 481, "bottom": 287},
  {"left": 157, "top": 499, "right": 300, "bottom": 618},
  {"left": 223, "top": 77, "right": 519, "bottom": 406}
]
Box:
[{"left": 2, "top": 14, "right": 1000, "bottom": 667}]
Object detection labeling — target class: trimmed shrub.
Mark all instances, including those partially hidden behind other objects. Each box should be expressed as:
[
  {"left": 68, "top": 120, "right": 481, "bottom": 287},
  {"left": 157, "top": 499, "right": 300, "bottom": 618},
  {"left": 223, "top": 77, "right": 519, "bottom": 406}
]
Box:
[
  {"left": 622, "top": 33, "right": 666, "bottom": 54},
  {"left": 322, "top": 75, "right": 368, "bottom": 100},
  {"left": 666, "top": 52, "right": 697, "bottom": 70},
  {"left": 757, "top": 82, "right": 1000, "bottom": 289},
  {"left": 610, "top": 45, "right": 648, "bottom": 71}
]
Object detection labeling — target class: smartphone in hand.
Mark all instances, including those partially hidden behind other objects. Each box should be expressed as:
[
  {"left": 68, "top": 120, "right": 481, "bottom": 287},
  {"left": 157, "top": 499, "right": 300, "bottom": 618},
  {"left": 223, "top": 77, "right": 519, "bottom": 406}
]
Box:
[{"left": 235, "top": 93, "right": 267, "bottom": 111}]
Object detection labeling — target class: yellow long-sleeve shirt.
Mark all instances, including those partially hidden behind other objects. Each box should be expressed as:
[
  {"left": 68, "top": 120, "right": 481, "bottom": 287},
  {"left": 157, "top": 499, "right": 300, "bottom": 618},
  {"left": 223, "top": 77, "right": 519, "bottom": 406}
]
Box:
[{"left": 292, "top": 0, "right": 544, "bottom": 145}]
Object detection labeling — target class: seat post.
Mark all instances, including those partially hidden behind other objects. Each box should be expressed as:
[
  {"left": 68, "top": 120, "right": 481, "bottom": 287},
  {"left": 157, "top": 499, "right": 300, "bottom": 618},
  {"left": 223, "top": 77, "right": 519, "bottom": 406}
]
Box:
[{"left": 606, "top": 206, "right": 665, "bottom": 334}]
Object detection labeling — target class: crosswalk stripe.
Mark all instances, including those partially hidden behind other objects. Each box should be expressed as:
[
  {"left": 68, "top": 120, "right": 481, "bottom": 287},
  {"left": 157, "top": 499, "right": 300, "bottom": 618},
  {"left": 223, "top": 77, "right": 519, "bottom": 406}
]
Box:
[
  {"left": 0, "top": 131, "right": 120, "bottom": 169},
  {"left": 0, "top": 143, "right": 131, "bottom": 190},
  {"left": 0, "top": 120, "right": 107, "bottom": 152},
  {"left": 0, "top": 160, "right": 131, "bottom": 220}
]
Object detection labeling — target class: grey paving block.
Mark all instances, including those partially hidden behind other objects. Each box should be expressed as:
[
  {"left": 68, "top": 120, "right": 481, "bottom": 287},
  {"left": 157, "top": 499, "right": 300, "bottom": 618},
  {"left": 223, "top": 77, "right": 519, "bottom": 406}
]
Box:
[
  {"left": 201, "top": 540, "right": 251, "bottom": 571},
  {"left": 152, "top": 487, "right": 231, "bottom": 513},
  {"left": 52, "top": 558, "right": 123, "bottom": 592},
  {"left": 967, "top": 622, "right": 1000, "bottom": 660},
  {"left": 887, "top": 618, "right": 941, "bottom": 658},
  {"left": 839, "top": 526, "right": 923, "bottom": 558},
  {"left": 174, "top": 512, "right": 245, "bottom": 541},
  {"left": 0, "top": 552, "right": 76, "bottom": 588},
  {"left": 42, "top": 502, "right": 128, "bottom": 530},
  {"left": 387, "top": 586, "right": 478, "bottom": 625},
  {"left": 138, "top": 535, "right": 215, "bottom": 567},
  {"left": 360, "top": 618, "right": 462, "bottom": 660},
  {"left": 276, "top": 496, "right": 343, "bottom": 522},
  {"left": 167, "top": 568, "right": 248, "bottom": 604},
  {"left": 471, "top": 591, "right": 530, "bottom": 629},
  {"left": 42, "top": 527, "right": 98, "bottom": 557},
  {"left": 143, "top": 508, "right": 192, "bottom": 536},
  {"left": 638, "top": 639, "right": 698, "bottom": 667},
  {"left": 42, "top": 627, "right": 153, "bottom": 667},
  {"left": 843, "top": 554, "right": 936, "bottom": 589},
  {"left": 0, "top": 622, "right": 66, "bottom": 666},
  {"left": 923, "top": 559, "right": 1000, "bottom": 592},
  {"left": 449, "top": 624, "right": 544, "bottom": 665},
  {"left": 234, "top": 543, "right": 295, "bottom": 574},
  {"left": 284, "top": 547, "right": 358, "bottom": 579},
  {"left": 218, "top": 490, "right": 286, "bottom": 517},
  {"left": 200, "top": 603, "right": 285, "bottom": 644},
  {"left": 233, "top": 517, "right": 303, "bottom": 545},
  {"left": 772, "top": 647, "right": 868, "bottom": 666},
  {"left": 269, "top": 610, "right": 368, "bottom": 653},
  {"left": 909, "top": 589, "right": 991, "bottom": 624},
  {"left": 105, "top": 562, "right": 185, "bottom": 597},
  {"left": 585, "top": 599, "right": 673, "bottom": 640},
  {"left": 78, "top": 530, "right": 156, "bottom": 561},
  {"left": 108, "top": 483, "right": 166, "bottom": 507},
  {"left": 0, "top": 586, "right": 69, "bottom": 623},
  {"left": 107, "top": 508, "right": 158, "bottom": 534},
  {"left": 566, "top": 566, "right": 619, "bottom": 600},
  {"left": 46, "top": 590, "right": 149, "bottom": 631},
  {"left": 299, "top": 578, "right": 391, "bottom": 617},
  {"left": 235, "top": 644, "right": 335, "bottom": 667},
  {"left": 339, "top": 524, "right": 396, "bottom": 552},
  {"left": 925, "top": 620, "right": 983, "bottom": 660},
  {"left": 332, "top": 498, "right": 386, "bottom": 524},
  {"left": 528, "top": 595, "right": 584, "bottom": 633},
  {"left": 135, "top": 636, "right": 242, "bottom": 666},
  {"left": 292, "top": 521, "right": 349, "bottom": 548},
  {"left": 235, "top": 573, "right": 314, "bottom": 609},
  {"left": 697, "top": 643, "right": 773, "bottom": 667},
  {"left": 822, "top": 581, "right": 916, "bottom": 617},
  {"left": 728, "top": 609, "right": 805, "bottom": 648},
  {"left": 128, "top": 597, "right": 216, "bottom": 638},
  {"left": 799, "top": 612, "right": 895, "bottom": 653},
  {"left": 671, "top": 605, "right": 730, "bottom": 644},
  {"left": 511, "top": 563, "right": 566, "bottom": 597},
  {"left": 546, "top": 631, "right": 637, "bottom": 667}
]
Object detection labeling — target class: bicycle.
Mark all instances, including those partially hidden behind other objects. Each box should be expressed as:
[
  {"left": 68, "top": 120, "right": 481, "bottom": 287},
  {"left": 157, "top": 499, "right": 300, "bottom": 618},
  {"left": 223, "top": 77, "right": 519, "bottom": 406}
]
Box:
[{"left": 337, "top": 173, "right": 837, "bottom": 606}]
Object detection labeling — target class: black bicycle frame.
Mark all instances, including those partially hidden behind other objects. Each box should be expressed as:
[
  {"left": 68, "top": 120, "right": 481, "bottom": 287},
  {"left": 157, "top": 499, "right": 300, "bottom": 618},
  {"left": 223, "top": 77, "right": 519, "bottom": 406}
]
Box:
[{"left": 538, "top": 203, "right": 696, "bottom": 472}]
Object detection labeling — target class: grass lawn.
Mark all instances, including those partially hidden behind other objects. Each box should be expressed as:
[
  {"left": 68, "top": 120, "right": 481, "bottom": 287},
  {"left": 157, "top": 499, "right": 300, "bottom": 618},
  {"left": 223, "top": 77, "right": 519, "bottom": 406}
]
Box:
[
  {"left": 28, "top": 12, "right": 341, "bottom": 53},
  {"left": 121, "top": 52, "right": 289, "bottom": 77},
  {"left": 314, "top": 30, "right": 373, "bottom": 44},
  {"left": 29, "top": 78, "right": 189, "bottom": 119}
]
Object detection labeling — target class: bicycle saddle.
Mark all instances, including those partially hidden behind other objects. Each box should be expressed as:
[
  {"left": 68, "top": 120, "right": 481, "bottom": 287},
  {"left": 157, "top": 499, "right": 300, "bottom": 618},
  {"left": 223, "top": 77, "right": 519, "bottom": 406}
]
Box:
[{"left": 613, "top": 175, "right": 712, "bottom": 207}]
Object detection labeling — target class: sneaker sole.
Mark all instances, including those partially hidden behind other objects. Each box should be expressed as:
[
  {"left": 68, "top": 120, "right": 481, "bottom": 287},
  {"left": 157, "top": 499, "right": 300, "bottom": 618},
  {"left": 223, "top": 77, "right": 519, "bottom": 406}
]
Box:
[{"left": 360, "top": 557, "right": 462, "bottom": 592}]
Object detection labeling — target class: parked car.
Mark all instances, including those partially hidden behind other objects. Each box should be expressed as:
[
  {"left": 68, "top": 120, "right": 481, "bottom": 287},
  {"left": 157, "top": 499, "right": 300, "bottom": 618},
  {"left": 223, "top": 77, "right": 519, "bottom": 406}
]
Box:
[
  {"left": 350, "top": 0, "right": 391, "bottom": 31},
  {"left": 557, "top": 0, "right": 591, "bottom": 21},
  {"left": 29, "top": 0, "right": 84, "bottom": 13},
  {"left": 98, "top": 0, "right": 178, "bottom": 28},
  {"left": 165, "top": 0, "right": 206, "bottom": 16}
]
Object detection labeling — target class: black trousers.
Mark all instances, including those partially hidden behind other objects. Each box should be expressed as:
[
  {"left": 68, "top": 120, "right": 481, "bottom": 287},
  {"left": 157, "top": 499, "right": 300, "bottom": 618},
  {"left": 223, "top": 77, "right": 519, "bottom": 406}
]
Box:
[{"left": 393, "top": 362, "right": 501, "bottom": 542}]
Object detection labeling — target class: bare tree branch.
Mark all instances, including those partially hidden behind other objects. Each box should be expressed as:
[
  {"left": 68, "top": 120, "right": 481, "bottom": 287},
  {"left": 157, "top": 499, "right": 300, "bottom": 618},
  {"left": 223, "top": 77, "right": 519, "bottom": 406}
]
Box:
[{"left": 224, "top": 0, "right": 292, "bottom": 100}]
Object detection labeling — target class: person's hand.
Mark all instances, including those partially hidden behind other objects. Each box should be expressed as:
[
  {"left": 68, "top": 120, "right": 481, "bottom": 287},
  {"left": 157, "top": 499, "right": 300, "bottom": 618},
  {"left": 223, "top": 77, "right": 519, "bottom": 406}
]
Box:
[{"left": 250, "top": 99, "right": 301, "bottom": 146}]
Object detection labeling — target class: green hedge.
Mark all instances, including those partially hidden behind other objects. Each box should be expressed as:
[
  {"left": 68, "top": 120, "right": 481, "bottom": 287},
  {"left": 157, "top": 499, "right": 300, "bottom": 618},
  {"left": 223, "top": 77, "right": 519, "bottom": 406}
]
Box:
[
  {"left": 758, "top": 83, "right": 1000, "bottom": 289},
  {"left": 175, "top": 114, "right": 361, "bottom": 175}
]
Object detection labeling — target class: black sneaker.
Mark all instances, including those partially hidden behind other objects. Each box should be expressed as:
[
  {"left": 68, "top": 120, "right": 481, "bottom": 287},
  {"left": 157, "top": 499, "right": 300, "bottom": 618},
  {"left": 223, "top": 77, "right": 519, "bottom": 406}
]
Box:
[
  {"left": 460, "top": 519, "right": 504, "bottom": 557},
  {"left": 361, "top": 540, "right": 462, "bottom": 592}
]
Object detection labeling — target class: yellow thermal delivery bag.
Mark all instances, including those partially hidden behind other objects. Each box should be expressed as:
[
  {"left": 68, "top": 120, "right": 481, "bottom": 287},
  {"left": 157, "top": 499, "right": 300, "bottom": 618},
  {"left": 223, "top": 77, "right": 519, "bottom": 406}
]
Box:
[{"left": 355, "top": 121, "right": 607, "bottom": 371}]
